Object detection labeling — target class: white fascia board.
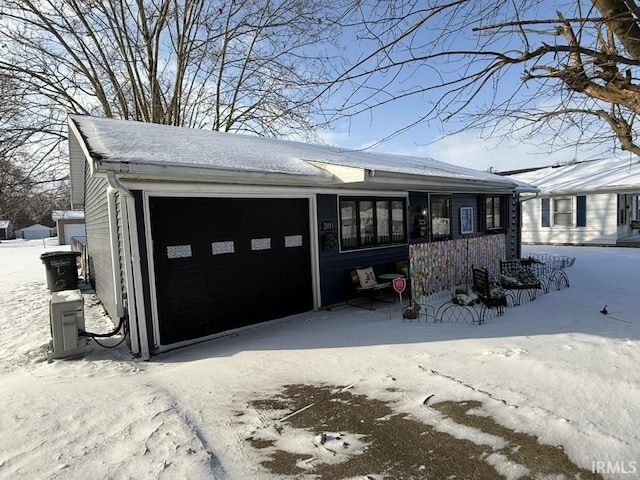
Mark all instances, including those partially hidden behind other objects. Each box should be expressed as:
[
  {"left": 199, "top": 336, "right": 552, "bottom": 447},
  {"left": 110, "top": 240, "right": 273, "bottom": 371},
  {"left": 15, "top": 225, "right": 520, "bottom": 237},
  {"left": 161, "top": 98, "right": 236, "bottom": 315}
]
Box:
[
  {"left": 366, "top": 172, "right": 525, "bottom": 194},
  {"left": 93, "top": 159, "right": 336, "bottom": 187},
  {"left": 305, "top": 160, "right": 366, "bottom": 183},
  {"left": 541, "top": 185, "right": 640, "bottom": 196}
]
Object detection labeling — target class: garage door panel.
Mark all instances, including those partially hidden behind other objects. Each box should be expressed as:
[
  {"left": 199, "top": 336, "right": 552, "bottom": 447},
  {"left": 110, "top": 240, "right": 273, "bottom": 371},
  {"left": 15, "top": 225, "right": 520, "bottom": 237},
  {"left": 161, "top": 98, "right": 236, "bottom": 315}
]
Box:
[
  {"left": 159, "top": 307, "right": 207, "bottom": 344},
  {"left": 205, "top": 301, "right": 251, "bottom": 330},
  {"left": 154, "top": 242, "right": 202, "bottom": 270},
  {"left": 150, "top": 197, "right": 313, "bottom": 346},
  {"left": 206, "top": 267, "right": 246, "bottom": 298},
  {"left": 245, "top": 261, "right": 280, "bottom": 290},
  {"left": 156, "top": 270, "right": 204, "bottom": 308}
]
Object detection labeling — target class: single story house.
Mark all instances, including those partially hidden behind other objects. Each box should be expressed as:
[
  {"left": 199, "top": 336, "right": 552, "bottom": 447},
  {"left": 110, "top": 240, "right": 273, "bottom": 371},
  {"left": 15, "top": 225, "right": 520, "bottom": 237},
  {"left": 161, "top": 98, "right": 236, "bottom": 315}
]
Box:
[
  {"left": 0, "top": 220, "right": 13, "bottom": 240},
  {"left": 52, "top": 210, "right": 86, "bottom": 245},
  {"left": 68, "top": 115, "right": 536, "bottom": 357},
  {"left": 505, "top": 158, "right": 640, "bottom": 246},
  {"left": 15, "top": 223, "right": 56, "bottom": 240}
]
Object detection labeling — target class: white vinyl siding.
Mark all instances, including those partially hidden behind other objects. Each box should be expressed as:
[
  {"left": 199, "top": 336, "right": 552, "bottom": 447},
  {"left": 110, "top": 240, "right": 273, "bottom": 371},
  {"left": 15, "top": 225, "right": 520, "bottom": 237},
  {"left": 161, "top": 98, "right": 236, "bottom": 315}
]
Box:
[
  {"left": 84, "top": 171, "right": 119, "bottom": 321},
  {"left": 521, "top": 193, "right": 618, "bottom": 245}
]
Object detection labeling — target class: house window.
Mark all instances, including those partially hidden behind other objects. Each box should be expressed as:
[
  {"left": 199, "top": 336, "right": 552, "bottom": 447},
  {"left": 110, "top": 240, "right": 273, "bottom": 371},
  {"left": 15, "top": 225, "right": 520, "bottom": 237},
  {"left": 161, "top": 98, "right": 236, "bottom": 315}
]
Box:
[
  {"left": 430, "top": 195, "right": 451, "bottom": 240},
  {"left": 391, "top": 200, "right": 405, "bottom": 241},
  {"left": 340, "top": 200, "right": 358, "bottom": 248},
  {"left": 339, "top": 197, "right": 406, "bottom": 250},
  {"left": 553, "top": 198, "right": 572, "bottom": 226},
  {"left": 543, "top": 196, "right": 586, "bottom": 227},
  {"left": 485, "top": 196, "right": 503, "bottom": 229}
]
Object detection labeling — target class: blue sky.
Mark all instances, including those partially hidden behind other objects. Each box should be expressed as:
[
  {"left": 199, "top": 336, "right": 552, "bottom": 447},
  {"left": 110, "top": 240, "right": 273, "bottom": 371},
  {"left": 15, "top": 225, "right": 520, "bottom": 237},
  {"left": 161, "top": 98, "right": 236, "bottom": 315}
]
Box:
[
  {"left": 312, "top": 1, "right": 621, "bottom": 173},
  {"left": 315, "top": 65, "right": 598, "bottom": 174},
  {"left": 319, "top": 119, "right": 582, "bottom": 173}
]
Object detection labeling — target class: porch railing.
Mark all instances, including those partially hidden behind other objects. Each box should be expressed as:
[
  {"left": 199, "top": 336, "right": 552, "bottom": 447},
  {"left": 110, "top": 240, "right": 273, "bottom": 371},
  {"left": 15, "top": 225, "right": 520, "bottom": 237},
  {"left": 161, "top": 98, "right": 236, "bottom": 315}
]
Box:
[{"left": 409, "top": 234, "right": 506, "bottom": 302}]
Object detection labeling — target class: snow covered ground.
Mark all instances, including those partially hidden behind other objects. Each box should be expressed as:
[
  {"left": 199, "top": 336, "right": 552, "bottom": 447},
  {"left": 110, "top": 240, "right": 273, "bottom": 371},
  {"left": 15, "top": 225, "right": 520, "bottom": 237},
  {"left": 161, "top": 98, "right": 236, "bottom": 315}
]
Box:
[{"left": 1, "top": 239, "right": 639, "bottom": 479}]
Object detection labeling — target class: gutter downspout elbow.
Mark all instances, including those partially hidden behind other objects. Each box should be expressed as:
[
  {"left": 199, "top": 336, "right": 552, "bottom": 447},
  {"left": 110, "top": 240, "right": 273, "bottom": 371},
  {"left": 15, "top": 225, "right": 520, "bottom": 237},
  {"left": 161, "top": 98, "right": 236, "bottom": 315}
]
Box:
[{"left": 520, "top": 192, "right": 539, "bottom": 203}]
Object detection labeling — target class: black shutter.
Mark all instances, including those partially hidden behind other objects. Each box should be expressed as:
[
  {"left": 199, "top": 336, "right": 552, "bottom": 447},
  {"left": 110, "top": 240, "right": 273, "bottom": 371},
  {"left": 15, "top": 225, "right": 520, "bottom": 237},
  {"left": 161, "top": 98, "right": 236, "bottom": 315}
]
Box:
[
  {"left": 576, "top": 195, "right": 587, "bottom": 227},
  {"left": 541, "top": 198, "right": 550, "bottom": 227}
]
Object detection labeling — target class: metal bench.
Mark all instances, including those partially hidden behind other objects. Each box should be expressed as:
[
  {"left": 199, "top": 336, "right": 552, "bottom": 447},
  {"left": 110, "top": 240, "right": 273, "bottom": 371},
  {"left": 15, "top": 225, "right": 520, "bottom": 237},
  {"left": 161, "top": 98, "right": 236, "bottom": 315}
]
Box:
[
  {"left": 499, "top": 259, "right": 543, "bottom": 305},
  {"left": 471, "top": 267, "right": 507, "bottom": 321},
  {"left": 348, "top": 267, "right": 393, "bottom": 310}
]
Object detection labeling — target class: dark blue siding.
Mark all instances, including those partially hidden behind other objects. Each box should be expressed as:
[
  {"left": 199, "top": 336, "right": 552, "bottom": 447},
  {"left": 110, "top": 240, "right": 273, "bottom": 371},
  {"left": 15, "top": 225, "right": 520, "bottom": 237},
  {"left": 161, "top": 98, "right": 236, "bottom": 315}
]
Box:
[{"left": 316, "top": 190, "right": 521, "bottom": 306}]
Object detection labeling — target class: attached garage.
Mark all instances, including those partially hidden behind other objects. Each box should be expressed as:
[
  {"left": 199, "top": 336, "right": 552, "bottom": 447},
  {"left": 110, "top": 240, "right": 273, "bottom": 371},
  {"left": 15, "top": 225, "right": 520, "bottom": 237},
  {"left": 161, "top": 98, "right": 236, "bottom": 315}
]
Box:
[
  {"left": 67, "top": 115, "right": 534, "bottom": 358},
  {"left": 149, "top": 197, "right": 312, "bottom": 344}
]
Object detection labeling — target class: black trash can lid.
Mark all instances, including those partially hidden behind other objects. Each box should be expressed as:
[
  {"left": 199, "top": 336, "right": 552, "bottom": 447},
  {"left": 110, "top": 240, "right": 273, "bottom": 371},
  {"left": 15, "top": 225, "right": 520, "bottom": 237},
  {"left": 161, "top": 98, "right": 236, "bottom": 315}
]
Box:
[{"left": 40, "top": 251, "right": 81, "bottom": 259}]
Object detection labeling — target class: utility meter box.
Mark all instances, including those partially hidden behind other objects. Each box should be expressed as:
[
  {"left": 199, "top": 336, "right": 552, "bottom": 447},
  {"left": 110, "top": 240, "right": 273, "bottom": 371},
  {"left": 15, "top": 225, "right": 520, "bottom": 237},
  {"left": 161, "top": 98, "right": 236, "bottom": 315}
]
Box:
[{"left": 49, "top": 289, "right": 86, "bottom": 360}]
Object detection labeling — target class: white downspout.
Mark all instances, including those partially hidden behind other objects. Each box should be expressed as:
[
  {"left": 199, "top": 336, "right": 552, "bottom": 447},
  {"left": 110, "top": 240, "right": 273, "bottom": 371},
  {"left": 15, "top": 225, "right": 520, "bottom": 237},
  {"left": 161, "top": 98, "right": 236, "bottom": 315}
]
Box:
[
  {"left": 106, "top": 171, "right": 150, "bottom": 360},
  {"left": 106, "top": 184, "right": 124, "bottom": 320}
]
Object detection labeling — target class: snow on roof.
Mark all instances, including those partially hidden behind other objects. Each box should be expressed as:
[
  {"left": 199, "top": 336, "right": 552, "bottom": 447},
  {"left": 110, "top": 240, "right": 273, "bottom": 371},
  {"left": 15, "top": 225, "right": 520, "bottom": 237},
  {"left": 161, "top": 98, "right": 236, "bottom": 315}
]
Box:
[
  {"left": 51, "top": 210, "right": 85, "bottom": 221},
  {"left": 506, "top": 158, "right": 640, "bottom": 194},
  {"left": 16, "top": 224, "right": 53, "bottom": 231},
  {"left": 69, "top": 115, "right": 523, "bottom": 187},
  {"left": 0, "top": 220, "right": 10, "bottom": 229}
]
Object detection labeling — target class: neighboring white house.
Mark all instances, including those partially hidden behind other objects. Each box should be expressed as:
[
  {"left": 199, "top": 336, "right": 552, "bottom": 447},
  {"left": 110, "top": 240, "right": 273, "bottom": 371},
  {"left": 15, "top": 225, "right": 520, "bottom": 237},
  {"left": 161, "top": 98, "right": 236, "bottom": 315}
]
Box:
[
  {"left": 52, "top": 210, "right": 86, "bottom": 245},
  {"left": 15, "top": 224, "right": 57, "bottom": 240},
  {"left": 505, "top": 158, "right": 640, "bottom": 246}
]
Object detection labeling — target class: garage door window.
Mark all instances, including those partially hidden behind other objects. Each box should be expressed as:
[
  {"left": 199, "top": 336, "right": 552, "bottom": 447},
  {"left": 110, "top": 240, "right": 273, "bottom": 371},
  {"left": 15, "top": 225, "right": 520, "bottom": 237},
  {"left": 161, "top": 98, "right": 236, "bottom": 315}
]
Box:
[
  {"left": 212, "top": 241, "right": 235, "bottom": 255},
  {"left": 251, "top": 238, "right": 271, "bottom": 250},
  {"left": 285, "top": 234, "right": 303, "bottom": 248},
  {"left": 167, "top": 244, "right": 192, "bottom": 259},
  {"left": 339, "top": 196, "right": 407, "bottom": 250}
]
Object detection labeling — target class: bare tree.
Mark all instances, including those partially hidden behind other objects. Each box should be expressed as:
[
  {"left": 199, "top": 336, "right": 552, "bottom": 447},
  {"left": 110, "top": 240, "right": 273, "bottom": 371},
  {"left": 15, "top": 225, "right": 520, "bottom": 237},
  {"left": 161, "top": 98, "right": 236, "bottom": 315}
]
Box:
[
  {"left": 1, "top": 68, "right": 71, "bottom": 228},
  {"left": 0, "top": 0, "right": 348, "bottom": 187},
  {"left": 324, "top": 0, "right": 640, "bottom": 158}
]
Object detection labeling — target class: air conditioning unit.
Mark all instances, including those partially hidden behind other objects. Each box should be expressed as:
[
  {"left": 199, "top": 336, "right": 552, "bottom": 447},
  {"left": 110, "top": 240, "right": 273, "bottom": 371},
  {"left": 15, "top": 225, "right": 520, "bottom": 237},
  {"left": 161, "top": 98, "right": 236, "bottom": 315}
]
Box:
[{"left": 49, "top": 289, "right": 86, "bottom": 360}]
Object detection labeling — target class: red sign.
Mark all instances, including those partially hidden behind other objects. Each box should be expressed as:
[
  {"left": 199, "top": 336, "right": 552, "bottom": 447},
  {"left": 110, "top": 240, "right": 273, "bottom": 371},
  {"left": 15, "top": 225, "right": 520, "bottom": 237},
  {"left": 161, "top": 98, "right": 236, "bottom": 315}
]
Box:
[{"left": 392, "top": 277, "right": 406, "bottom": 294}]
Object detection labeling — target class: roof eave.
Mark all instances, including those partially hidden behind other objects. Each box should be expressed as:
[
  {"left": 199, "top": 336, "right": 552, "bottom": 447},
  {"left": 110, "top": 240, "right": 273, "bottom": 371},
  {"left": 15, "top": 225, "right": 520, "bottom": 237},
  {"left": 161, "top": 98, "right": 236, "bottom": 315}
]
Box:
[
  {"left": 368, "top": 171, "right": 532, "bottom": 193},
  {"left": 93, "top": 159, "right": 339, "bottom": 186},
  {"left": 537, "top": 185, "right": 640, "bottom": 196}
]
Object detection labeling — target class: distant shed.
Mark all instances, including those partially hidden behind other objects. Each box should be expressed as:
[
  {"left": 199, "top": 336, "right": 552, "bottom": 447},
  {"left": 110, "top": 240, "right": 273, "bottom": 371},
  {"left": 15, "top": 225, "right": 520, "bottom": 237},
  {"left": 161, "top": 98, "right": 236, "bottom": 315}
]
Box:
[
  {"left": 15, "top": 224, "right": 56, "bottom": 240},
  {"left": 52, "top": 210, "right": 86, "bottom": 245},
  {"left": 0, "top": 220, "right": 13, "bottom": 240}
]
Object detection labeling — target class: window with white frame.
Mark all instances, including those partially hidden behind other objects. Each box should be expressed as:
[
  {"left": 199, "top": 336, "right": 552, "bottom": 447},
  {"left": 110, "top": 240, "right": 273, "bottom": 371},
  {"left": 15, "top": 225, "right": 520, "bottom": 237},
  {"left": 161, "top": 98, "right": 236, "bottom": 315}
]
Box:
[
  {"left": 542, "top": 196, "right": 587, "bottom": 227},
  {"left": 553, "top": 198, "right": 572, "bottom": 226}
]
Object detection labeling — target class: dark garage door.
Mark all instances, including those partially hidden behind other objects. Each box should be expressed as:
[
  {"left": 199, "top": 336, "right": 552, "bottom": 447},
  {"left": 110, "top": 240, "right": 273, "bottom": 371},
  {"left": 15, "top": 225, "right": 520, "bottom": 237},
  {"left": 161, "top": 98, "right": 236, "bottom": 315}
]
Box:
[{"left": 150, "top": 197, "right": 313, "bottom": 345}]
